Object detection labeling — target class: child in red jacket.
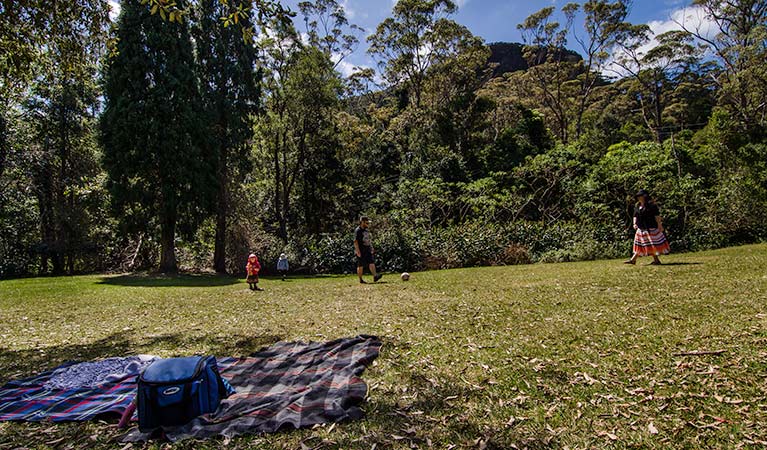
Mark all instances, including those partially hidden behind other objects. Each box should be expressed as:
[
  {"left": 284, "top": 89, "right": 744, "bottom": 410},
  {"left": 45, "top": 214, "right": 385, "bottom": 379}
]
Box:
[{"left": 246, "top": 253, "right": 262, "bottom": 291}]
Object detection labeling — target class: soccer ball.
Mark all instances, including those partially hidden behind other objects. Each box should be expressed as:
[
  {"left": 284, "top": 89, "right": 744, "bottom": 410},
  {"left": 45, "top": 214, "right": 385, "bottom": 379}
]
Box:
[{"left": 400, "top": 272, "right": 410, "bottom": 281}]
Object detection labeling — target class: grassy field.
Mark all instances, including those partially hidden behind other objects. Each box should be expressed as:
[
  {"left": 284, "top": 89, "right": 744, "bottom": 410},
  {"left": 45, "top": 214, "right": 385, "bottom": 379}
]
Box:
[{"left": 1, "top": 244, "right": 767, "bottom": 449}]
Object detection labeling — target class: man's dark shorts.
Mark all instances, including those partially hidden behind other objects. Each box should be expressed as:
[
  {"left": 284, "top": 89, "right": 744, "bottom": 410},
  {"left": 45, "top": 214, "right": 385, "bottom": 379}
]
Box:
[{"left": 357, "top": 250, "right": 374, "bottom": 267}]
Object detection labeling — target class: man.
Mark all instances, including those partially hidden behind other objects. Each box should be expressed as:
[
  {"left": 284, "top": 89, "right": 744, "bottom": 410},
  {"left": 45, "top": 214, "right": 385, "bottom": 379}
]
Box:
[{"left": 354, "top": 216, "right": 382, "bottom": 283}]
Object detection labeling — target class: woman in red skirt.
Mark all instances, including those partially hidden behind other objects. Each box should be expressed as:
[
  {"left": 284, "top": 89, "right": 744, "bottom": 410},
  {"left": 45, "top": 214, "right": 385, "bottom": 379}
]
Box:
[{"left": 625, "top": 189, "right": 670, "bottom": 265}]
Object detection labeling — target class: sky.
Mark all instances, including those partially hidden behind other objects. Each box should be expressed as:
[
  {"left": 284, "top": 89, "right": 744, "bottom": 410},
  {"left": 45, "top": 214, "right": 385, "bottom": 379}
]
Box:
[
  {"left": 277, "top": 0, "right": 717, "bottom": 77},
  {"left": 108, "top": 0, "right": 718, "bottom": 78}
]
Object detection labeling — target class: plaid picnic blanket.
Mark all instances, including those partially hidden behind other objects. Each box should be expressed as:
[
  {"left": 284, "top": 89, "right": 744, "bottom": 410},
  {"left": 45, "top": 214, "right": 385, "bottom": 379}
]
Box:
[
  {"left": 0, "top": 358, "right": 238, "bottom": 422},
  {"left": 124, "top": 335, "right": 382, "bottom": 442}
]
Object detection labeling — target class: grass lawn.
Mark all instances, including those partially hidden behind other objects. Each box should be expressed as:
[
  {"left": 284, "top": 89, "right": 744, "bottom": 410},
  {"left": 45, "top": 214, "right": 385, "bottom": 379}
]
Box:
[{"left": 1, "top": 244, "right": 767, "bottom": 449}]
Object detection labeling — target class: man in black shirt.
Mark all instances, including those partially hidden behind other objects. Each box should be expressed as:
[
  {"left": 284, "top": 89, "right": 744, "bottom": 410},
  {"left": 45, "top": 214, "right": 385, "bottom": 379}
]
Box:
[{"left": 354, "top": 216, "right": 382, "bottom": 283}]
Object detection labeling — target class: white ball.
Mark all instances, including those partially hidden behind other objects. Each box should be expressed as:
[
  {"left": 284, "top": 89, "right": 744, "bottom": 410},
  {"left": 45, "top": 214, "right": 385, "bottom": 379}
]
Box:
[{"left": 400, "top": 272, "right": 410, "bottom": 281}]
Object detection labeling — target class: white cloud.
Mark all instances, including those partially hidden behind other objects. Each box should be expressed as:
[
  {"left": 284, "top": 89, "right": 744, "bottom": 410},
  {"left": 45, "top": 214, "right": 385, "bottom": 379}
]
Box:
[
  {"left": 340, "top": 0, "right": 355, "bottom": 19},
  {"left": 336, "top": 59, "right": 358, "bottom": 77},
  {"left": 331, "top": 53, "right": 359, "bottom": 77},
  {"left": 330, "top": 52, "right": 379, "bottom": 82},
  {"left": 391, "top": 0, "right": 469, "bottom": 7},
  {"left": 640, "top": 6, "right": 718, "bottom": 55},
  {"left": 605, "top": 5, "right": 719, "bottom": 77},
  {"left": 108, "top": 0, "right": 121, "bottom": 21}
]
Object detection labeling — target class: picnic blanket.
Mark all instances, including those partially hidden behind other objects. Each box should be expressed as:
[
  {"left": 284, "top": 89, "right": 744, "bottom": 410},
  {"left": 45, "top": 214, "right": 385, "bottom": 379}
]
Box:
[
  {"left": 0, "top": 357, "right": 237, "bottom": 422},
  {"left": 44, "top": 356, "right": 157, "bottom": 390},
  {"left": 124, "top": 335, "right": 382, "bottom": 442},
  {"left": 0, "top": 335, "right": 381, "bottom": 442}
]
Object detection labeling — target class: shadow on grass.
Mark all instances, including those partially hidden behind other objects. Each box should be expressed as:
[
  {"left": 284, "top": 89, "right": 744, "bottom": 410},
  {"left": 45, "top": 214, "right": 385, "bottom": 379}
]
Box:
[
  {"left": 658, "top": 262, "right": 703, "bottom": 266},
  {"left": 260, "top": 274, "right": 349, "bottom": 281},
  {"left": 97, "top": 273, "right": 239, "bottom": 287},
  {"left": 0, "top": 331, "right": 282, "bottom": 382}
]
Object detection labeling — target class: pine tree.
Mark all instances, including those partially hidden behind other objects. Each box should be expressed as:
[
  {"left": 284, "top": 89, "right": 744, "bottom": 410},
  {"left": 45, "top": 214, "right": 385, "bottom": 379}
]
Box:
[
  {"left": 100, "top": 0, "right": 216, "bottom": 273},
  {"left": 192, "top": 0, "right": 261, "bottom": 274}
]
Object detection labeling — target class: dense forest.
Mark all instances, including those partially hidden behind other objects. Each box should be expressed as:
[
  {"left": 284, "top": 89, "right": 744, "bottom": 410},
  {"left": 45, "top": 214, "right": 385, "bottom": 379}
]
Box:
[{"left": 1, "top": 0, "right": 766, "bottom": 277}]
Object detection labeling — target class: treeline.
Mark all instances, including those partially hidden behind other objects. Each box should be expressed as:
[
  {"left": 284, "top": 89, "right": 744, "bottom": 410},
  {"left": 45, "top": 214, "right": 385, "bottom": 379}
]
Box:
[{"left": 1, "top": 0, "right": 766, "bottom": 277}]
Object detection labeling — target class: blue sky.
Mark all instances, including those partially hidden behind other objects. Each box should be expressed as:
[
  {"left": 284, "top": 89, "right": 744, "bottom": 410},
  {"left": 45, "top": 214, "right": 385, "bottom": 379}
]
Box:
[
  {"left": 277, "top": 0, "right": 715, "bottom": 77},
  {"left": 107, "top": 0, "right": 716, "bottom": 77}
]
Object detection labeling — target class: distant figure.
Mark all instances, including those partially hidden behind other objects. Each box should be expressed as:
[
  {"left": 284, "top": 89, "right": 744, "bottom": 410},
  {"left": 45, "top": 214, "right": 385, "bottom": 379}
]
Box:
[
  {"left": 277, "top": 253, "right": 289, "bottom": 281},
  {"left": 625, "top": 189, "right": 670, "bottom": 265},
  {"left": 246, "top": 253, "right": 262, "bottom": 291},
  {"left": 354, "top": 216, "right": 382, "bottom": 284}
]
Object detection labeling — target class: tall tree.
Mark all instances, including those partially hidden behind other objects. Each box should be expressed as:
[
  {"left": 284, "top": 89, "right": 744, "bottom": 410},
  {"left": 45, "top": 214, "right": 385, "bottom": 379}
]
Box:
[
  {"left": 25, "top": 68, "right": 104, "bottom": 275},
  {"left": 193, "top": 0, "right": 261, "bottom": 274},
  {"left": 684, "top": 0, "right": 767, "bottom": 135},
  {"left": 517, "top": 4, "right": 579, "bottom": 143},
  {"left": 298, "top": 0, "right": 362, "bottom": 235},
  {"left": 368, "top": 0, "right": 470, "bottom": 109},
  {"left": 298, "top": 0, "right": 363, "bottom": 65},
  {"left": 0, "top": 0, "right": 110, "bottom": 181},
  {"left": 1, "top": 0, "right": 110, "bottom": 275},
  {"left": 101, "top": 0, "right": 216, "bottom": 273},
  {"left": 570, "top": 0, "right": 629, "bottom": 139},
  {"left": 254, "top": 39, "right": 342, "bottom": 241},
  {"left": 614, "top": 26, "right": 703, "bottom": 141}
]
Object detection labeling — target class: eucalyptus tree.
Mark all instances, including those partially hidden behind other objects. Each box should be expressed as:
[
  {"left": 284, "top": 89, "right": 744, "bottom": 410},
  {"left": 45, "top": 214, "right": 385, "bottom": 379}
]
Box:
[
  {"left": 613, "top": 26, "right": 704, "bottom": 141},
  {"left": 101, "top": 0, "right": 216, "bottom": 273},
  {"left": 684, "top": 0, "right": 767, "bottom": 135},
  {"left": 516, "top": 4, "right": 579, "bottom": 143},
  {"left": 367, "top": 0, "right": 490, "bottom": 185},
  {"left": 296, "top": 0, "right": 366, "bottom": 233},
  {"left": 368, "top": 0, "right": 472, "bottom": 109},
  {"left": 253, "top": 0, "right": 356, "bottom": 241},
  {"left": 570, "top": 0, "right": 630, "bottom": 139},
  {"left": 298, "top": 0, "right": 363, "bottom": 65}
]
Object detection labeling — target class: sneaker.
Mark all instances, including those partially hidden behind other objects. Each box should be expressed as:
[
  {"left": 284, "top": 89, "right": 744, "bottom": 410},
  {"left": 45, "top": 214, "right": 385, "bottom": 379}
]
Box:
[
  {"left": 359, "top": 279, "right": 367, "bottom": 284},
  {"left": 373, "top": 273, "right": 383, "bottom": 282},
  {"left": 623, "top": 260, "right": 635, "bottom": 265}
]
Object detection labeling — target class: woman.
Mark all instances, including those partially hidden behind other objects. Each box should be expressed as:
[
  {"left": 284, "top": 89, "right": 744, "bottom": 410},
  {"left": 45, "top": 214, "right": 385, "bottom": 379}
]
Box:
[{"left": 625, "top": 189, "right": 670, "bottom": 265}]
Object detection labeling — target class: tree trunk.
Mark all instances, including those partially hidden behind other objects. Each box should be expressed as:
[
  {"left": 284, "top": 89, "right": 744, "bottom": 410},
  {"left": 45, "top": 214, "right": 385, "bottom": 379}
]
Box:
[
  {"left": 213, "top": 192, "right": 228, "bottom": 273},
  {"left": 213, "top": 149, "right": 228, "bottom": 274},
  {"left": 653, "top": 80, "right": 663, "bottom": 142},
  {"left": 159, "top": 211, "right": 177, "bottom": 273},
  {"left": 273, "top": 131, "right": 286, "bottom": 242},
  {"left": 51, "top": 248, "right": 65, "bottom": 275},
  {"left": 279, "top": 189, "right": 289, "bottom": 243},
  {"left": 0, "top": 110, "right": 7, "bottom": 180}
]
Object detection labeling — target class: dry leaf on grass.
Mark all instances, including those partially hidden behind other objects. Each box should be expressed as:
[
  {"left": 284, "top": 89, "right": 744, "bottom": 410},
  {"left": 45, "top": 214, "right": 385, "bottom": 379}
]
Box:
[{"left": 597, "top": 430, "right": 619, "bottom": 441}]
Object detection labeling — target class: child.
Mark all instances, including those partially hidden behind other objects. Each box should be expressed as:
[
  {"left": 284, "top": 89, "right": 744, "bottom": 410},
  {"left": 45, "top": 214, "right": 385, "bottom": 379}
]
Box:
[
  {"left": 246, "top": 253, "right": 262, "bottom": 291},
  {"left": 277, "top": 253, "right": 289, "bottom": 281}
]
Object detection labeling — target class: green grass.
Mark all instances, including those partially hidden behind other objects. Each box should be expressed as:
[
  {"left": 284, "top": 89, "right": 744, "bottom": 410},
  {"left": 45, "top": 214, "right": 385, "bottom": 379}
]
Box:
[{"left": 2, "top": 244, "right": 767, "bottom": 449}]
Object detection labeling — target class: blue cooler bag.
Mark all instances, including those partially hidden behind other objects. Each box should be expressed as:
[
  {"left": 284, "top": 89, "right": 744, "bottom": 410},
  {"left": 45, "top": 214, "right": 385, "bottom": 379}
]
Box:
[{"left": 137, "top": 356, "right": 228, "bottom": 431}]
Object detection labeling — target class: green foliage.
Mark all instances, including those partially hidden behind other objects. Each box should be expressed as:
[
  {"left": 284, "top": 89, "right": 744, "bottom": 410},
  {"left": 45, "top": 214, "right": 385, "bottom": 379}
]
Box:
[
  {"left": 284, "top": 218, "right": 629, "bottom": 275},
  {"left": 0, "top": 154, "right": 40, "bottom": 276}
]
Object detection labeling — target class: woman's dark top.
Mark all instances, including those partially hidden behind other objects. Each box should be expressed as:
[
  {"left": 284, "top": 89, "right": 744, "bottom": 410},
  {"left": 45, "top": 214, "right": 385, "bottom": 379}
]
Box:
[{"left": 634, "top": 202, "right": 660, "bottom": 230}]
